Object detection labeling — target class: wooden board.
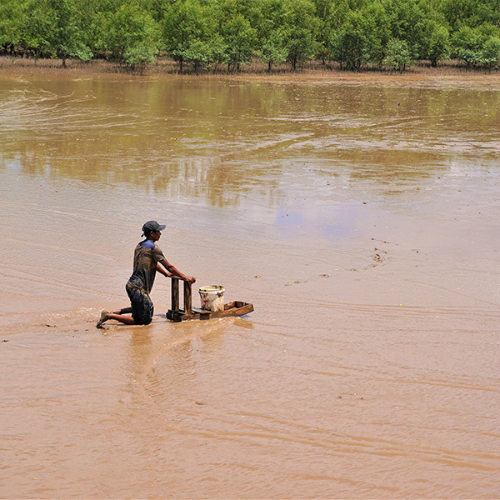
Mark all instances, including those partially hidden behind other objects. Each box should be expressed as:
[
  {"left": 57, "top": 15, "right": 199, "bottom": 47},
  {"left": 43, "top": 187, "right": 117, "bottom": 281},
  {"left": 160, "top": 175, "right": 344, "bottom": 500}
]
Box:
[{"left": 167, "top": 301, "right": 254, "bottom": 322}]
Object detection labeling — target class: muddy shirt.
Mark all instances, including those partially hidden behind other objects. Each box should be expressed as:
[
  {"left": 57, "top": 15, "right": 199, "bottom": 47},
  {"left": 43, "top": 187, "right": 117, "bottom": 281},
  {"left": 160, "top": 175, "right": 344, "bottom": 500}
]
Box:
[{"left": 128, "top": 240, "right": 165, "bottom": 294}]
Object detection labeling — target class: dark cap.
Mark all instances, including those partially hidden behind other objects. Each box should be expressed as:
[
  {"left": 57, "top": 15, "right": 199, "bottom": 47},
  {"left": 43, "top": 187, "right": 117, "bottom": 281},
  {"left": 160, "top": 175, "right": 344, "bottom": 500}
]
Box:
[{"left": 142, "top": 220, "right": 166, "bottom": 234}]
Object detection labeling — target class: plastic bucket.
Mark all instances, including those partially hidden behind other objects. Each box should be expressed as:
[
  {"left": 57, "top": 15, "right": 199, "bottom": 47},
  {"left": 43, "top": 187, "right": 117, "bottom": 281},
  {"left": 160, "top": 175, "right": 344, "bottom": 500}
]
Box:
[{"left": 199, "top": 285, "right": 225, "bottom": 312}]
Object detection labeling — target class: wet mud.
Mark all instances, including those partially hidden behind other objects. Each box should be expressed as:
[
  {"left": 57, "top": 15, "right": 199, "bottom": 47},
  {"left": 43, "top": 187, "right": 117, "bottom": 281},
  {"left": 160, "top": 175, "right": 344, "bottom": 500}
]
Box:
[{"left": 1, "top": 73, "right": 499, "bottom": 498}]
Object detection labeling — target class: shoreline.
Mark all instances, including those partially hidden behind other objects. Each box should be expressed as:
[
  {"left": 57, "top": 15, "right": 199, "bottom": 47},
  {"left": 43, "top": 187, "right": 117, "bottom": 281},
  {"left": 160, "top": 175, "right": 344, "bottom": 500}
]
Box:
[{"left": 2, "top": 55, "right": 500, "bottom": 82}]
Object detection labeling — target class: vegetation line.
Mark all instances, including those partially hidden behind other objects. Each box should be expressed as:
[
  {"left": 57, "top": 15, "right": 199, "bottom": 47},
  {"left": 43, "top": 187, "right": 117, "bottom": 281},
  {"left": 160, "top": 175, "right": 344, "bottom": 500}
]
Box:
[{"left": 1, "top": 0, "right": 500, "bottom": 74}]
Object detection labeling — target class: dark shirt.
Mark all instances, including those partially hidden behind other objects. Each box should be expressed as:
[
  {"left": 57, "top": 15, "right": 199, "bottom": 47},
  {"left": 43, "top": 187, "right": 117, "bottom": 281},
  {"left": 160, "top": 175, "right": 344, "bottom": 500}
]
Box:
[{"left": 129, "top": 241, "right": 165, "bottom": 293}]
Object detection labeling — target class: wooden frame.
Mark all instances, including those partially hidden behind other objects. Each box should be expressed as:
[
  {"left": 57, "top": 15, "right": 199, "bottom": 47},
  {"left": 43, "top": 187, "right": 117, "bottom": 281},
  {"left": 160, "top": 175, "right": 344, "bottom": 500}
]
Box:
[{"left": 166, "top": 280, "right": 254, "bottom": 322}]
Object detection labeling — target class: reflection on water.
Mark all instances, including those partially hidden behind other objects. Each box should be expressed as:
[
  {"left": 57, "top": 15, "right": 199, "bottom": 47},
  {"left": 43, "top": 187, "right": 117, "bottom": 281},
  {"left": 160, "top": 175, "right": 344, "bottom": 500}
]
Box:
[{"left": 1, "top": 77, "right": 500, "bottom": 209}]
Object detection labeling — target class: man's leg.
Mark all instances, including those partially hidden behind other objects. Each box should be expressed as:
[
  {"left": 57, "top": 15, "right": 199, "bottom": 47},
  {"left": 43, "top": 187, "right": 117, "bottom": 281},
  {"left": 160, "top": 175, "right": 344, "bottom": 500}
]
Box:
[
  {"left": 96, "top": 289, "right": 152, "bottom": 328},
  {"left": 96, "top": 309, "right": 136, "bottom": 327},
  {"left": 105, "top": 312, "right": 136, "bottom": 325}
]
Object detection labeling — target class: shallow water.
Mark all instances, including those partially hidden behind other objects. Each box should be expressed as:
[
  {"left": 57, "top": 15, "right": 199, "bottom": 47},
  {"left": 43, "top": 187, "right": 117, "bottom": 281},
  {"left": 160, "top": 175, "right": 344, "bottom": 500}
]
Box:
[{"left": 1, "top": 74, "right": 499, "bottom": 498}]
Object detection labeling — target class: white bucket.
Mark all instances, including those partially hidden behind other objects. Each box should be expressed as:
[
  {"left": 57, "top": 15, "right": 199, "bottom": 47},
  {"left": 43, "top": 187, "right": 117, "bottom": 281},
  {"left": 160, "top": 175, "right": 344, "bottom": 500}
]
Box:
[{"left": 199, "top": 285, "right": 225, "bottom": 312}]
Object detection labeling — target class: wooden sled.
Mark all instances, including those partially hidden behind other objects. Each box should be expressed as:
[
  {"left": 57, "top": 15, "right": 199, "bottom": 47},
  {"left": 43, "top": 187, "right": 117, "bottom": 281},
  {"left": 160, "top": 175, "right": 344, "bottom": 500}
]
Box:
[{"left": 166, "top": 279, "right": 254, "bottom": 322}]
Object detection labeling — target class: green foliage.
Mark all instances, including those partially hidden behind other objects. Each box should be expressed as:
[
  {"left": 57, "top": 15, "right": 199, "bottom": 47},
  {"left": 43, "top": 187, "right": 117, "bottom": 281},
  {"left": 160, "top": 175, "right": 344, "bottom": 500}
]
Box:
[
  {"left": 49, "top": 0, "right": 92, "bottom": 65},
  {"left": 330, "top": 8, "right": 385, "bottom": 70},
  {"left": 104, "top": 2, "right": 161, "bottom": 67},
  {"left": 163, "top": 0, "right": 217, "bottom": 72},
  {"left": 383, "top": 38, "right": 412, "bottom": 72},
  {"left": 425, "top": 23, "right": 450, "bottom": 66},
  {"left": 283, "top": 0, "right": 319, "bottom": 71},
  {"left": 214, "top": 0, "right": 263, "bottom": 32},
  {"left": 139, "top": 0, "right": 173, "bottom": 23},
  {"left": 258, "top": 0, "right": 287, "bottom": 38},
  {"left": 455, "top": 25, "right": 500, "bottom": 68},
  {"left": 73, "top": 0, "right": 115, "bottom": 58},
  {"left": 311, "top": 0, "right": 335, "bottom": 63},
  {"left": 383, "top": 0, "right": 428, "bottom": 59},
  {"left": 440, "top": 0, "right": 477, "bottom": 31},
  {"left": 330, "top": 13, "right": 369, "bottom": 70},
  {"left": 17, "top": 0, "right": 92, "bottom": 63},
  {"left": 3, "top": 0, "right": 500, "bottom": 73},
  {"left": 480, "top": 36, "right": 500, "bottom": 69},
  {"left": 220, "top": 13, "right": 257, "bottom": 70},
  {"left": 0, "top": 0, "right": 23, "bottom": 49},
  {"left": 440, "top": 0, "right": 500, "bottom": 31},
  {"left": 260, "top": 30, "right": 288, "bottom": 71},
  {"left": 18, "top": 0, "right": 54, "bottom": 56},
  {"left": 476, "top": 23, "right": 500, "bottom": 41},
  {"left": 359, "top": 2, "right": 391, "bottom": 65},
  {"left": 183, "top": 38, "right": 211, "bottom": 71},
  {"left": 257, "top": 0, "right": 288, "bottom": 69}
]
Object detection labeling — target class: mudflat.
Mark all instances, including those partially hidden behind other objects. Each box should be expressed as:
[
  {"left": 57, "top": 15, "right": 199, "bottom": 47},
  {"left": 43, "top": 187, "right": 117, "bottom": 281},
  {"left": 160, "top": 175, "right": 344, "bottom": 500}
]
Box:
[{"left": 1, "top": 71, "right": 499, "bottom": 498}]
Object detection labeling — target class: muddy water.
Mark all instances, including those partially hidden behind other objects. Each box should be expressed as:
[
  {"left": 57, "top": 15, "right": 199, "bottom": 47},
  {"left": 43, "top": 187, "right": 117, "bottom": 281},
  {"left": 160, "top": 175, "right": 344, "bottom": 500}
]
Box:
[{"left": 1, "top": 74, "right": 499, "bottom": 498}]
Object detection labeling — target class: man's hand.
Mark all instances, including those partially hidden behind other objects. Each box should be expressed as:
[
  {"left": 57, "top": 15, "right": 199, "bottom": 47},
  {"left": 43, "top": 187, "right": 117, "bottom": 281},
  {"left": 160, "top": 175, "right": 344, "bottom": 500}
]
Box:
[{"left": 185, "top": 276, "right": 196, "bottom": 284}]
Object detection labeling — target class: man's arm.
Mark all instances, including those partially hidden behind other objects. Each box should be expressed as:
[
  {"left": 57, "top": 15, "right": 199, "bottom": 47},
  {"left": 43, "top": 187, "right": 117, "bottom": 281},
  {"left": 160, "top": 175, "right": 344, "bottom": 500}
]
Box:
[
  {"left": 157, "top": 262, "right": 173, "bottom": 278},
  {"left": 159, "top": 258, "right": 196, "bottom": 284}
]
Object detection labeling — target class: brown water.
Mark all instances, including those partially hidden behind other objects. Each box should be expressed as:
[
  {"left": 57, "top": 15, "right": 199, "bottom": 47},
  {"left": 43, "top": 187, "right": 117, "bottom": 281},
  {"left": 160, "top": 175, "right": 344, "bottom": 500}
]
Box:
[{"left": 1, "top": 73, "right": 499, "bottom": 499}]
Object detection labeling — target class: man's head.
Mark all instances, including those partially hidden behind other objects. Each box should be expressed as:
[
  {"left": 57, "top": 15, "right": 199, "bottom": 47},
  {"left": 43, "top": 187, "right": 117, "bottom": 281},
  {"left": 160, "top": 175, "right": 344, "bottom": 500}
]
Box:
[{"left": 142, "top": 220, "right": 166, "bottom": 239}]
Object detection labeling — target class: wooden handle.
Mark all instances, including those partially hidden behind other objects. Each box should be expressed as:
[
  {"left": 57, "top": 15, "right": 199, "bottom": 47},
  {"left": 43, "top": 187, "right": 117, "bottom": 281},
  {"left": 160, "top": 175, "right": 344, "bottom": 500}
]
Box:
[
  {"left": 171, "top": 278, "right": 179, "bottom": 311},
  {"left": 184, "top": 281, "right": 192, "bottom": 314}
]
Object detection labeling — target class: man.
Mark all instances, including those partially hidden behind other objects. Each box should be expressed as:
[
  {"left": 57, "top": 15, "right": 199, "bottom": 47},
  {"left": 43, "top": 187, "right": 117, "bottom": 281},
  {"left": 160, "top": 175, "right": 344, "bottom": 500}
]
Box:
[{"left": 97, "top": 221, "right": 195, "bottom": 328}]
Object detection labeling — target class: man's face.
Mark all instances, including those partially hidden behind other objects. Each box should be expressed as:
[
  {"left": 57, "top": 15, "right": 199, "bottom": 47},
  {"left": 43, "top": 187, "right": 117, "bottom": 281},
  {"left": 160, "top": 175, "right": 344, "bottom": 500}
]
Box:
[{"left": 151, "top": 230, "right": 161, "bottom": 242}]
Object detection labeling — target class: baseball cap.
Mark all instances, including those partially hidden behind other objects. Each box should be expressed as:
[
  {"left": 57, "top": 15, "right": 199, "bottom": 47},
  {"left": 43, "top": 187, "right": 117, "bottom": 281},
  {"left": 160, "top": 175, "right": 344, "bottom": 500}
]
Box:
[{"left": 142, "top": 220, "right": 166, "bottom": 235}]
